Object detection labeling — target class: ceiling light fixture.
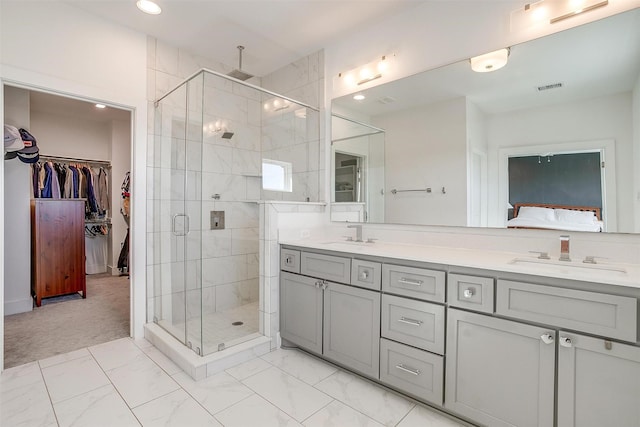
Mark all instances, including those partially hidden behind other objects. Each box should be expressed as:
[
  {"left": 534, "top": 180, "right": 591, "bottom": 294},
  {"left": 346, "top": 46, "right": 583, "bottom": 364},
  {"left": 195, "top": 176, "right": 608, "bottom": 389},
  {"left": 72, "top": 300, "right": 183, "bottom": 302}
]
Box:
[
  {"left": 95, "top": 103, "right": 106, "bottom": 109},
  {"left": 136, "top": 0, "right": 162, "bottom": 15},
  {"left": 470, "top": 48, "right": 510, "bottom": 73},
  {"left": 353, "top": 94, "right": 365, "bottom": 101}
]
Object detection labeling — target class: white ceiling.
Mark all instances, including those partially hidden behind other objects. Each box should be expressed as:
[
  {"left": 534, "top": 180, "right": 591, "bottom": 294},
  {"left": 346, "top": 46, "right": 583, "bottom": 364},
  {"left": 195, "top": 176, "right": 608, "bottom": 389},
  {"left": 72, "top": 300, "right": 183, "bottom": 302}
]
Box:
[
  {"left": 30, "top": 91, "right": 131, "bottom": 123},
  {"left": 63, "top": 0, "right": 428, "bottom": 77}
]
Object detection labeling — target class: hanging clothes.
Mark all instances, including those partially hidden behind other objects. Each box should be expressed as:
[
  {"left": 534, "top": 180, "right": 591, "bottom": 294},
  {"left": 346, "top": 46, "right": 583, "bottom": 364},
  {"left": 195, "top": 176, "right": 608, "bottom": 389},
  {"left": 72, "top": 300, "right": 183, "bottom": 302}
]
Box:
[{"left": 29, "top": 159, "right": 111, "bottom": 218}]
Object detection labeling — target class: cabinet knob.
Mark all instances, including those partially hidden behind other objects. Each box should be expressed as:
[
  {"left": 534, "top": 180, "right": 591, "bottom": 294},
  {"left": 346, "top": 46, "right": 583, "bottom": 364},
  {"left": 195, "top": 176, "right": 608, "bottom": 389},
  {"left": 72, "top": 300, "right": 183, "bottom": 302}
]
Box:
[
  {"left": 463, "top": 288, "right": 475, "bottom": 298},
  {"left": 540, "top": 333, "right": 554, "bottom": 344},
  {"left": 360, "top": 270, "right": 369, "bottom": 280},
  {"left": 285, "top": 256, "right": 293, "bottom": 264},
  {"left": 559, "top": 336, "right": 573, "bottom": 348}
]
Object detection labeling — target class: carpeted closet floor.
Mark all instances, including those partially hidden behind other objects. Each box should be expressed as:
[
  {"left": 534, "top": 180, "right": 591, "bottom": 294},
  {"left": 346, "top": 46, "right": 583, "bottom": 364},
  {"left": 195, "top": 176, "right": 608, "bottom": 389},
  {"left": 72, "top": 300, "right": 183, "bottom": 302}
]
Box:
[{"left": 3, "top": 273, "right": 130, "bottom": 369}]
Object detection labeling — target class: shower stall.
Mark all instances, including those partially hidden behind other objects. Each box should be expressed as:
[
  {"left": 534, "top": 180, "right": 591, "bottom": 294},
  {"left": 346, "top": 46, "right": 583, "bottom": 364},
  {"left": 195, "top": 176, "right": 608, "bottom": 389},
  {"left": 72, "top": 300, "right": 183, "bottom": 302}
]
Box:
[{"left": 148, "top": 69, "right": 320, "bottom": 356}]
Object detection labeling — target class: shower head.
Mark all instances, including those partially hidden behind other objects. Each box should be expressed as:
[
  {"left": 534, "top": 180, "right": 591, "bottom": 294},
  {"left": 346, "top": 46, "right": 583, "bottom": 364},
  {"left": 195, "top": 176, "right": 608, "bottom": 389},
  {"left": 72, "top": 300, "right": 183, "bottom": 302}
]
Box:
[
  {"left": 227, "top": 46, "right": 254, "bottom": 81},
  {"left": 221, "top": 131, "right": 234, "bottom": 139}
]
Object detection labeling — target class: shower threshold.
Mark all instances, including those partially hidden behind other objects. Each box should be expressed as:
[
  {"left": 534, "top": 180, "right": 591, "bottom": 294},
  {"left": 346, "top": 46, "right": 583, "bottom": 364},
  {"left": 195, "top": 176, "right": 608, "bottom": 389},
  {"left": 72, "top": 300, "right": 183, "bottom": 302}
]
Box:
[{"left": 144, "top": 322, "right": 270, "bottom": 380}]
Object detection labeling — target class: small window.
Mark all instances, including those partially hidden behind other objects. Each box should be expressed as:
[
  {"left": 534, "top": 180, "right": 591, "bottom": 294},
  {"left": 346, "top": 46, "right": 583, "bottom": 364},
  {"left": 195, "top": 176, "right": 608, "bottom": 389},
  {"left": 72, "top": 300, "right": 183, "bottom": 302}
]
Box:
[{"left": 262, "top": 159, "right": 292, "bottom": 192}]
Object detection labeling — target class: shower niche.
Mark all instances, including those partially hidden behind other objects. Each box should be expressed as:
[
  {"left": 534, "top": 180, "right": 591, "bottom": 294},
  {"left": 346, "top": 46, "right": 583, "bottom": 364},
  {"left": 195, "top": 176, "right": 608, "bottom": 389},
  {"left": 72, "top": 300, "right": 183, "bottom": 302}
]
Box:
[{"left": 149, "top": 69, "right": 320, "bottom": 356}]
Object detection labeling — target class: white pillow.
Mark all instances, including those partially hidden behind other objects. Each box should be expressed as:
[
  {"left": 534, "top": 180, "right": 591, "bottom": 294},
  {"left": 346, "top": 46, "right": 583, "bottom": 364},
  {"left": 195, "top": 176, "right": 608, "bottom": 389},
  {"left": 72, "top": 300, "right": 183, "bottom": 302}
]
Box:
[
  {"left": 555, "top": 208, "right": 597, "bottom": 225},
  {"left": 517, "top": 206, "right": 556, "bottom": 221}
]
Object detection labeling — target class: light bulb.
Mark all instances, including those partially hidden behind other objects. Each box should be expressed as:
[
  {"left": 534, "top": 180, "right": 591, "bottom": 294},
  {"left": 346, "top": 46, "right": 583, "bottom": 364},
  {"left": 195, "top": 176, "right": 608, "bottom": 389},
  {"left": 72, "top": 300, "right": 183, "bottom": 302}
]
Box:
[{"left": 377, "top": 57, "right": 389, "bottom": 73}]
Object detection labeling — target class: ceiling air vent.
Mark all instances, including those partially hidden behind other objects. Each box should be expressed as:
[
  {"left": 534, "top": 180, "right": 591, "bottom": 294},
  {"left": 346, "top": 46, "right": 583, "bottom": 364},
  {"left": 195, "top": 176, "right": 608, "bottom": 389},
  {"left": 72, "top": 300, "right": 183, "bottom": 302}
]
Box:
[
  {"left": 377, "top": 96, "right": 396, "bottom": 104},
  {"left": 537, "top": 82, "right": 563, "bottom": 91}
]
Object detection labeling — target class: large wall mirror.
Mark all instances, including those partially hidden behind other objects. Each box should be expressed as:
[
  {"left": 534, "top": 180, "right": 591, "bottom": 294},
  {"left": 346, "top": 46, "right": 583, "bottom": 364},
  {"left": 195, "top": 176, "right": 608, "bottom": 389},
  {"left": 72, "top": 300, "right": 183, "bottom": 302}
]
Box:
[{"left": 331, "top": 8, "right": 640, "bottom": 233}]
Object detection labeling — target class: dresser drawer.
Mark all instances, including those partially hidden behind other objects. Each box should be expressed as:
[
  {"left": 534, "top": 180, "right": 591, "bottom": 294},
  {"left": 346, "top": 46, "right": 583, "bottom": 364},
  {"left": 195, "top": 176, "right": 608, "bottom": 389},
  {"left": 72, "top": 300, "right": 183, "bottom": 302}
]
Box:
[
  {"left": 280, "top": 248, "right": 300, "bottom": 273},
  {"left": 351, "top": 259, "right": 382, "bottom": 291},
  {"left": 382, "top": 264, "right": 445, "bottom": 302},
  {"left": 448, "top": 273, "right": 494, "bottom": 313},
  {"left": 496, "top": 279, "right": 638, "bottom": 342},
  {"left": 301, "top": 252, "right": 351, "bottom": 284},
  {"left": 380, "top": 338, "right": 443, "bottom": 406},
  {"left": 381, "top": 294, "right": 444, "bottom": 354}
]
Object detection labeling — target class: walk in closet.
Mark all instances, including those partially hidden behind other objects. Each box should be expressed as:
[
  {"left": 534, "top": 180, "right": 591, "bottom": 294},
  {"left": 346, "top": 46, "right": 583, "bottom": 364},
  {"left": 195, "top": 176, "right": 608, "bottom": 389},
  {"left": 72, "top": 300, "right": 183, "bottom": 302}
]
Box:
[{"left": 4, "top": 86, "right": 131, "bottom": 314}]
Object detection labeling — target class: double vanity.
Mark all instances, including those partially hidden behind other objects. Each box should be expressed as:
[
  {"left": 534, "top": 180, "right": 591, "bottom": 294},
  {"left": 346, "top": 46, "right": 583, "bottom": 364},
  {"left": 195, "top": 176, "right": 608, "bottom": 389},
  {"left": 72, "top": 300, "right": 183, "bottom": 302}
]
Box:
[{"left": 279, "top": 238, "right": 640, "bottom": 427}]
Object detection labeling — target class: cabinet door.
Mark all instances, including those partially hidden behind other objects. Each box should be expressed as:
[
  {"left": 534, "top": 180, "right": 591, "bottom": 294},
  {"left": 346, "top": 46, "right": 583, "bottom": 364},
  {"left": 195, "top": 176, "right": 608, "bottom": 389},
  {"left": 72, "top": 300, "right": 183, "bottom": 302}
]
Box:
[
  {"left": 558, "top": 332, "right": 640, "bottom": 427},
  {"left": 280, "top": 272, "right": 323, "bottom": 354},
  {"left": 323, "top": 282, "right": 381, "bottom": 379},
  {"left": 445, "top": 309, "right": 555, "bottom": 427}
]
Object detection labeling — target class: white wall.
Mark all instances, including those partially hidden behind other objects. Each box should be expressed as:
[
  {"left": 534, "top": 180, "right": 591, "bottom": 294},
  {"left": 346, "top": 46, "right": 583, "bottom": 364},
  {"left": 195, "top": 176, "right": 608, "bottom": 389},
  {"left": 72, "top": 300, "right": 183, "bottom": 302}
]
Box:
[
  {"left": 374, "top": 97, "right": 468, "bottom": 226},
  {"left": 466, "top": 100, "right": 488, "bottom": 227},
  {"left": 633, "top": 75, "right": 640, "bottom": 232},
  {"left": 1, "top": 1, "right": 148, "bottom": 369},
  {"left": 486, "top": 92, "right": 634, "bottom": 231},
  {"left": 110, "top": 120, "right": 131, "bottom": 273},
  {"left": 31, "top": 110, "right": 112, "bottom": 160},
  {"left": 3, "top": 86, "right": 32, "bottom": 315}
]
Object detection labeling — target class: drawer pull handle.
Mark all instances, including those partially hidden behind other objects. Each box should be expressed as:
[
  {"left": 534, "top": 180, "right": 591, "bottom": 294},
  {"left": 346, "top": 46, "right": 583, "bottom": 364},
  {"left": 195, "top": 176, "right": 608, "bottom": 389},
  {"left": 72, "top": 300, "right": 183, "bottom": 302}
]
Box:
[
  {"left": 463, "top": 289, "right": 475, "bottom": 298},
  {"left": 285, "top": 256, "right": 293, "bottom": 265},
  {"left": 395, "top": 364, "right": 421, "bottom": 376},
  {"left": 540, "top": 333, "right": 554, "bottom": 344},
  {"left": 398, "top": 317, "right": 423, "bottom": 326},
  {"left": 398, "top": 278, "right": 423, "bottom": 286},
  {"left": 559, "top": 336, "right": 573, "bottom": 348}
]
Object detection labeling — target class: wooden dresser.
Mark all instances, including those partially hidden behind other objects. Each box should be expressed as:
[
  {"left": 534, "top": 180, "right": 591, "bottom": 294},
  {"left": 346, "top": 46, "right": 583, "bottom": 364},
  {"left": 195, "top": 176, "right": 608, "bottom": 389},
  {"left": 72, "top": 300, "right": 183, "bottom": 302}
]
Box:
[{"left": 31, "top": 199, "right": 86, "bottom": 306}]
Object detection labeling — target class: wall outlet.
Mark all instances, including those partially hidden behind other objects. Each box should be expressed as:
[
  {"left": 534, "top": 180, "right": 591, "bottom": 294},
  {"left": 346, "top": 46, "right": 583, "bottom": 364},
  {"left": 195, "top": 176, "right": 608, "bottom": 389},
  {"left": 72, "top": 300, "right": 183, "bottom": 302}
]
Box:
[{"left": 210, "top": 211, "right": 225, "bottom": 230}]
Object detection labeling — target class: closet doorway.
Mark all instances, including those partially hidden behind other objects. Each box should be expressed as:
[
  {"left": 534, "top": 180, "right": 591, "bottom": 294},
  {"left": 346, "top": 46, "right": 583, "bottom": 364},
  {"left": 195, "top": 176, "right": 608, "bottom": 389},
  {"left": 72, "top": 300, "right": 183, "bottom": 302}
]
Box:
[{"left": 3, "top": 85, "right": 133, "bottom": 368}]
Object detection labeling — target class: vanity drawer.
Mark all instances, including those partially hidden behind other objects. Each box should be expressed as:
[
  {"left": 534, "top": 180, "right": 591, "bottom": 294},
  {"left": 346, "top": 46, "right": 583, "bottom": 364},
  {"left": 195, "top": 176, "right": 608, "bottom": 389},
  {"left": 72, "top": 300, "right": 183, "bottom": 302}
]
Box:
[
  {"left": 448, "top": 273, "right": 494, "bottom": 313},
  {"left": 381, "top": 294, "right": 444, "bottom": 354},
  {"left": 351, "top": 259, "right": 382, "bottom": 291},
  {"left": 496, "top": 279, "right": 638, "bottom": 342},
  {"left": 280, "top": 248, "right": 300, "bottom": 273},
  {"left": 382, "top": 264, "right": 445, "bottom": 303},
  {"left": 380, "top": 338, "right": 443, "bottom": 406},
  {"left": 301, "top": 252, "right": 351, "bottom": 284}
]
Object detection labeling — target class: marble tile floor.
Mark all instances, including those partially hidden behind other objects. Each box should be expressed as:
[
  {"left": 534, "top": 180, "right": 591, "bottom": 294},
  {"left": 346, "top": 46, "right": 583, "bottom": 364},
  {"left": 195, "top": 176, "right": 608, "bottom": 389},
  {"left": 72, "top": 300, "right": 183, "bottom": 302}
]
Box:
[
  {"left": 158, "top": 301, "right": 260, "bottom": 355},
  {"left": 1, "top": 336, "right": 469, "bottom": 427}
]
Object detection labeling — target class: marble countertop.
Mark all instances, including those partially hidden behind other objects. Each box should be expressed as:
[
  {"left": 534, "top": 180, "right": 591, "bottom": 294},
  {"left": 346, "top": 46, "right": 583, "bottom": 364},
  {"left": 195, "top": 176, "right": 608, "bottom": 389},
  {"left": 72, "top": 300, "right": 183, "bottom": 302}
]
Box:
[{"left": 279, "top": 238, "right": 640, "bottom": 289}]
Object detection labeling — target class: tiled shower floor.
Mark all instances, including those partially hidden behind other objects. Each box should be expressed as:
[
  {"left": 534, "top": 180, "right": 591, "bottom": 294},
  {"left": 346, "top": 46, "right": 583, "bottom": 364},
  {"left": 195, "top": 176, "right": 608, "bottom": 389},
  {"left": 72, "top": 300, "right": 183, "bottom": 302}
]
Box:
[{"left": 158, "top": 301, "right": 260, "bottom": 355}]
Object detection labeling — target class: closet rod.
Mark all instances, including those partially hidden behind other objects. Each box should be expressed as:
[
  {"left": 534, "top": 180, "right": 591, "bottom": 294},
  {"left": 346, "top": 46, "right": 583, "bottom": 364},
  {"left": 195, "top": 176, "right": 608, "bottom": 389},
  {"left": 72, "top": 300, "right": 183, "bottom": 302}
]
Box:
[{"left": 38, "top": 154, "right": 112, "bottom": 167}]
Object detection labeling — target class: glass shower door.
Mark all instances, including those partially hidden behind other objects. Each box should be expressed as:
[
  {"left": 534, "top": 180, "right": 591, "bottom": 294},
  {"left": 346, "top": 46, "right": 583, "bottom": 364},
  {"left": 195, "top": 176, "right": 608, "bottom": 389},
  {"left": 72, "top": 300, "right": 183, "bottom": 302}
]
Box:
[{"left": 152, "top": 76, "right": 203, "bottom": 355}]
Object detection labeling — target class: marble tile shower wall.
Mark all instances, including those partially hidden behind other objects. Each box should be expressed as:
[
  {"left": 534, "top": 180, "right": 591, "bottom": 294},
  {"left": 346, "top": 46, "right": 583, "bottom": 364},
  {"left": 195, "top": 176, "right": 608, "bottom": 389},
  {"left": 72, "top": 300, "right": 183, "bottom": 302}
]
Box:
[
  {"left": 261, "top": 51, "right": 325, "bottom": 203},
  {"left": 146, "top": 37, "right": 326, "bottom": 351},
  {"left": 146, "top": 39, "right": 263, "bottom": 335}
]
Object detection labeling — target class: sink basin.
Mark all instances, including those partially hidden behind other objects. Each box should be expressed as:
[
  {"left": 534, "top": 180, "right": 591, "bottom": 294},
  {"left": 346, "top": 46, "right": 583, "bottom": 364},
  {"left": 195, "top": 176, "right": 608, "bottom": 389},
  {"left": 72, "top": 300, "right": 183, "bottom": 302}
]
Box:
[{"left": 509, "top": 257, "right": 627, "bottom": 276}]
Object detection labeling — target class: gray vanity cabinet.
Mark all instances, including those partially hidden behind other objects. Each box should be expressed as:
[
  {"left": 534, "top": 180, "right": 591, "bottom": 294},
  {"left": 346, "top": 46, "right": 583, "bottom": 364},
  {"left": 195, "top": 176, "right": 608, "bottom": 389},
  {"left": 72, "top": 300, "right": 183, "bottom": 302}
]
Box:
[
  {"left": 280, "top": 272, "right": 323, "bottom": 354},
  {"left": 557, "top": 332, "right": 640, "bottom": 427},
  {"left": 323, "top": 282, "right": 380, "bottom": 378},
  {"left": 280, "top": 249, "right": 380, "bottom": 379},
  {"left": 445, "top": 308, "right": 555, "bottom": 427}
]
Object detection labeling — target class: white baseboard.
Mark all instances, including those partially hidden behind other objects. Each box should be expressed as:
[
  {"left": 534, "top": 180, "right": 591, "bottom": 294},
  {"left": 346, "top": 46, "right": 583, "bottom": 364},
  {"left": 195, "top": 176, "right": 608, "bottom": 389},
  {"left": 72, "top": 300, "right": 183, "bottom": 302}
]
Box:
[{"left": 4, "top": 297, "right": 33, "bottom": 315}]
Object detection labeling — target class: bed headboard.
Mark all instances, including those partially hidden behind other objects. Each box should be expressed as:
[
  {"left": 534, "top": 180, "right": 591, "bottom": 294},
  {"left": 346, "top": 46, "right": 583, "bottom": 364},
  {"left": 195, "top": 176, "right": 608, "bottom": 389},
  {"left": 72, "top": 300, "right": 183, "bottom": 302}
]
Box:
[{"left": 513, "top": 203, "right": 602, "bottom": 221}]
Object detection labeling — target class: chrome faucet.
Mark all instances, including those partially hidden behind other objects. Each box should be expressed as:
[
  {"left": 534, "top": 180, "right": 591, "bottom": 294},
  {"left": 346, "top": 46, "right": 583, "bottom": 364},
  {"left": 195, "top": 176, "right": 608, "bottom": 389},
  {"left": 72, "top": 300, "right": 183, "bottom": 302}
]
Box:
[
  {"left": 559, "top": 235, "right": 571, "bottom": 261},
  {"left": 347, "top": 224, "right": 363, "bottom": 242}
]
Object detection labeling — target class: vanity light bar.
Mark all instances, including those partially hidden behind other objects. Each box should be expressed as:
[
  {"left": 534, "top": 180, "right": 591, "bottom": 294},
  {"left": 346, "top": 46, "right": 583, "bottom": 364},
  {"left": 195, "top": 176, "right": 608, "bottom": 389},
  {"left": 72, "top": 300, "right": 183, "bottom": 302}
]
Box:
[{"left": 550, "top": 0, "right": 608, "bottom": 23}]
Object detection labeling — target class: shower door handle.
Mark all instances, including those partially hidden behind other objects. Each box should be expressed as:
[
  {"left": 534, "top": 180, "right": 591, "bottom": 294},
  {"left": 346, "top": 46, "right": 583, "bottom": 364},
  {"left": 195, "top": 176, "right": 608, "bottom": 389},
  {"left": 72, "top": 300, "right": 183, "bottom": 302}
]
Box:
[{"left": 172, "top": 214, "right": 189, "bottom": 236}]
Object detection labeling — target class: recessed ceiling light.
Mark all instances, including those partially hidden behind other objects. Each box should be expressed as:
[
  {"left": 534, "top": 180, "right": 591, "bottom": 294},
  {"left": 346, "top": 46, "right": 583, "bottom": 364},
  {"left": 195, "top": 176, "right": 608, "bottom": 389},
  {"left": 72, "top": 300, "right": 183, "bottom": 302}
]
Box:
[
  {"left": 95, "top": 104, "right": 106, "bottom": 109},
  {"left": 353, "top": 94, "right": 366, "bottom": 101},
  {"left": 136, "top": 0, "right": 162, "bottom": 15}
]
